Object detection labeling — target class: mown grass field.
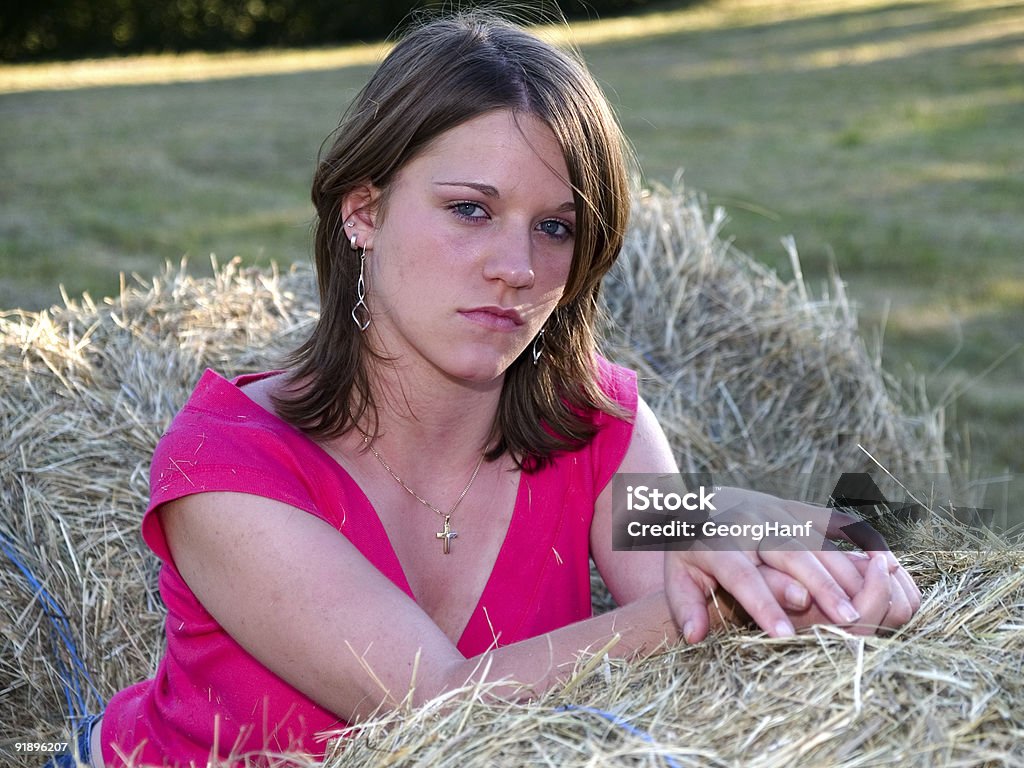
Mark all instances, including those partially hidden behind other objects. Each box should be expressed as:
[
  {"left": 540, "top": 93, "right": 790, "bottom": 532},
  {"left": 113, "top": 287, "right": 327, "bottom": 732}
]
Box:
[{"left": 1, "top": 0, "right": 1021, "bottom": 481}]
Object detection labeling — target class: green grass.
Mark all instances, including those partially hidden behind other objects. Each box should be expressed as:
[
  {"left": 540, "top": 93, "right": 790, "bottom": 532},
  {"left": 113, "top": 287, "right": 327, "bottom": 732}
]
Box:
[{"left": 1, "top": 0, "right": 1021, "bottom": 480}]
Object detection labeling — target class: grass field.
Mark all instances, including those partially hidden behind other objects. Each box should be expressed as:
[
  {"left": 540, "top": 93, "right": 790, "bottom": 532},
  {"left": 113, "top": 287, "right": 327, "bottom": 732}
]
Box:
[{"left": 1, "top": 0, "right": 1021, "bottom": 480}]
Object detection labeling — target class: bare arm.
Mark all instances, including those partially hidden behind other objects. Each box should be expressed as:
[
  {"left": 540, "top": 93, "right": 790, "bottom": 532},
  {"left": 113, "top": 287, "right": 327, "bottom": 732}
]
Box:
[
  {"left": 587, "top": 398, "right": 760, "bottom": 630},
  {"left": 589, "top": 396, "right": 675, "bottom": 605},
  {"left": 160, "top": 492, "right": 679, "bottom": 723}
]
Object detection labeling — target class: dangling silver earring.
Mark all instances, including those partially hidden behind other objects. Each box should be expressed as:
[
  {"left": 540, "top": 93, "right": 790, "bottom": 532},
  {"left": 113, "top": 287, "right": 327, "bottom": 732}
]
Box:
[
  {"left": 531, "top": 328, "right": 546, "bottom": 366},
  {"left": 350, "top": 233, "right": 370, "bottom": 332}
]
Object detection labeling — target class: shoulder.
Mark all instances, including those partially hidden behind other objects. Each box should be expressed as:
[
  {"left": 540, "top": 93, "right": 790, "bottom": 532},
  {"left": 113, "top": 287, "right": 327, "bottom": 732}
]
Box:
[
  {"left": 147, "top": 369, "right": 327, "bottom": 528},
  {"left": 620, "top": 395, "right": 677, "bottom": 473},
  {"left": 568, "top": 356, "right": 641, "bottom": 492},
  {"left": 594, "top": 355, "right": 639, "bottom": 415},
  {"left": 234, "top": 368, "right": 292, "bottom": 415},
  {"left": 180, "top": 368, "right": 286, "bottom": 415},
  {"left": 151, "top": 370, "right": 298, "bottom": 483},
  {"left": 160, "top": 368, "right": 291, "bottom": 439},
  {"left": 154, "top": 368, "right": 319, "bottom": 474}
]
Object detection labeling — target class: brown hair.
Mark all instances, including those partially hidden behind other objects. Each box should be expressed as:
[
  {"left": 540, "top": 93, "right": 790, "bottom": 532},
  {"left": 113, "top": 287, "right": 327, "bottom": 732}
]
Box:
[{"left": 274, "top": 10, "right": 632, "bottom": 470}]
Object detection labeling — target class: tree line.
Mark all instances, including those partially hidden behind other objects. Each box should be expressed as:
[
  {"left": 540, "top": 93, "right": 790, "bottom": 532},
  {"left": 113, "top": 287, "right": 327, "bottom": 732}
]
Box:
[{"left": 1, "top": 0, "right": 666, "bottom": 62}]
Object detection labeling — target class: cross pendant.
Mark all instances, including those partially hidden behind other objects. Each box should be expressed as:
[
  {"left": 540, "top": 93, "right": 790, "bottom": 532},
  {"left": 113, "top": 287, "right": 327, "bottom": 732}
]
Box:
[{"left": 436, "top": 514, "right": 458, "bottom": 555}]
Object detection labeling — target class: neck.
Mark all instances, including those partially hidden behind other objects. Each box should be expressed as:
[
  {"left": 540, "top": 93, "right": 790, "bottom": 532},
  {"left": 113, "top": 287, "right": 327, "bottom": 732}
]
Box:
[{"left": 357, "top": 356, "right": 504, "bottom": 467}]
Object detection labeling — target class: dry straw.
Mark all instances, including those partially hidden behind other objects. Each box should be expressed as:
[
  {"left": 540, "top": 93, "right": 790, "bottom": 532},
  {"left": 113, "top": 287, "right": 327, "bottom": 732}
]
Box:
[{"left": 1, "top": 187, "right": 1020, "bottom": 767}]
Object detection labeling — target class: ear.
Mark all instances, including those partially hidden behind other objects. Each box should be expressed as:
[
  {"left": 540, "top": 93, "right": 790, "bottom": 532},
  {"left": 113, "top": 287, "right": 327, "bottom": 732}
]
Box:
[{"left": 340, "top": 183, "right": 382, "bottom": 251}]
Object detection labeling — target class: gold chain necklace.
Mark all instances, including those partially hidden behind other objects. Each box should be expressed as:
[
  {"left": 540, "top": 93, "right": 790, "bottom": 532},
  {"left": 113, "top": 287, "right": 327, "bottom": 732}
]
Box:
[{"left": 363, "top": 435, "right": 485, "bottom": 554}]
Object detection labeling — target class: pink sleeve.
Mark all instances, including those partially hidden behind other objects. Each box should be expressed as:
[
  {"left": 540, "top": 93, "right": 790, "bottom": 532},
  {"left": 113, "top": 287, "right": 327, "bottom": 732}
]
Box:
[{"left": 141, "top": 370, "right": 326, "bottom": 565}]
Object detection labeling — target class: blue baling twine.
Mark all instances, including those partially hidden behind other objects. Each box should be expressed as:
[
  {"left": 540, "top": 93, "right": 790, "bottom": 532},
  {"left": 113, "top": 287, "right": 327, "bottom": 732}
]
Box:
[
  {"left": 557, "top": 704, "right": 683, "bottom": 768},
  {"left": 0, "top": 531, "right": 103, "bottom": 725}
]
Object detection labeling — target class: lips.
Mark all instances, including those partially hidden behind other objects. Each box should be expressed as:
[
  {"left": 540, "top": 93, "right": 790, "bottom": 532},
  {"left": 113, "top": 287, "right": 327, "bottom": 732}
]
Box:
[{"left": 459, "top": 305, "right": 525, "bottom": 331}]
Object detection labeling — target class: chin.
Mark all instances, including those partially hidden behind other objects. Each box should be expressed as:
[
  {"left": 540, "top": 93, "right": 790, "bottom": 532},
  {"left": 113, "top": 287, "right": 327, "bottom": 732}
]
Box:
[{"left": 443, "top": 351, "right": 518, "bottom": 385}]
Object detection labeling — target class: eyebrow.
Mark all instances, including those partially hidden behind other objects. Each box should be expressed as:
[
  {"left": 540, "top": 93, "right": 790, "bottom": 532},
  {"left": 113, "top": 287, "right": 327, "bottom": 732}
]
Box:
[{"left": 434, "top": 181, "right": 575, "bottom": 213}]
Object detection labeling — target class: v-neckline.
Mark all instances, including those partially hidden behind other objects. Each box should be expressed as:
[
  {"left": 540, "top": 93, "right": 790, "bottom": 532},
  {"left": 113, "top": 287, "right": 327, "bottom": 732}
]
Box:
[
  {"left": 336, "top": 461, "right": 526, "bottom": 647},
  {"left": 228, "top": 369, "right": 526, "bottom": 648}
]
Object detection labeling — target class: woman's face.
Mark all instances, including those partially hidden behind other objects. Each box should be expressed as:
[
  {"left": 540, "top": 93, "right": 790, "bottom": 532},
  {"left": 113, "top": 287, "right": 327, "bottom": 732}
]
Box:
[{"left": 357, "top": 109, "right": 576, "bottom": 386}]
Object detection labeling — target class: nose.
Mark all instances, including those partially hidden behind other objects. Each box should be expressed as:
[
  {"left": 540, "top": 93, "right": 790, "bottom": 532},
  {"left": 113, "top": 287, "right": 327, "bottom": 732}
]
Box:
[{"left": 482, "top": 226, "right": 535, "bottom": 289}]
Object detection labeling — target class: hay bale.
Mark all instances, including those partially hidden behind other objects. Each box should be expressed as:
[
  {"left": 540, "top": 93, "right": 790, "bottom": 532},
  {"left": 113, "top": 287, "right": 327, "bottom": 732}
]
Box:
[
  {"left": 1, "top": 187, "right": 1019, "bottom": 767},
  {"left": 0, "top": 261, "right": 317, "bottom": 763},
  {"left": 328, "top": 545, "right": 1024, "bottom": 768},
  {"left": 604, "top": 188, "right": 949, "bottom": 483}
]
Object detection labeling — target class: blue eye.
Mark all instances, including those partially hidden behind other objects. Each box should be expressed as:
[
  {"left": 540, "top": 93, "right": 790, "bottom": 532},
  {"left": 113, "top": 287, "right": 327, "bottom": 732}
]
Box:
[
  {"left": 451, "top": 202, "right": 488, "bottom": 219},
  {"left": 538, "top": 219, "right": 573, "bottom": 240}
]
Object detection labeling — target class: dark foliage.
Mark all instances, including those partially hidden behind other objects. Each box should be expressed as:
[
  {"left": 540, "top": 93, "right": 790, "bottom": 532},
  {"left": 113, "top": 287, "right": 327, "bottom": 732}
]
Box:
[{"left": 0, "top": 0, "right": 673, "bottom": 62}]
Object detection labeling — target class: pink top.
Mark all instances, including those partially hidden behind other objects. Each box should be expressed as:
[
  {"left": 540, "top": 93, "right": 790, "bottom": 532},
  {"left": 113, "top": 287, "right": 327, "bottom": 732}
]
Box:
[{"left": 101, "top": 358, "right": 637, "bottom": 767}]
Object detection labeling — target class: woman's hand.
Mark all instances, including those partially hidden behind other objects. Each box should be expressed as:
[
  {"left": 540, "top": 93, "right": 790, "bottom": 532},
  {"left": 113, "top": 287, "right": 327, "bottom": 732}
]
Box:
[
  {"left": 591, "top": 398, "right": 920, "bottom": 645},
  {"left": 663, "top": 487, "right": 921, "bottom": 642},
  {"left": 758, "top": 551, "right": 919, "bottom": 635}
]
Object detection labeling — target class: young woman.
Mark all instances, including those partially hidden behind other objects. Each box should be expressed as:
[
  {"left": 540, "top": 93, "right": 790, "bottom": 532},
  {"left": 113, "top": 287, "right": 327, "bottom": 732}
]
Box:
[{"left": 79, "top": 11, "right": 919, "bottom": 767}]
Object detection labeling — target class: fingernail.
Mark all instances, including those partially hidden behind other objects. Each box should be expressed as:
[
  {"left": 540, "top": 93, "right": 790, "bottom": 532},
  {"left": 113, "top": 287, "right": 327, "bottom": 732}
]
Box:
[
  {"left": 774, "top": 620, "right": 795, "bottom": 638},
  {"left": 683, "top": 621, "right": 696, "bottom": 643},
  {"left": 875, "top": 554, "right": 889, "bottom": 573},
  {"left": 838, "top": 600, "right": 860, "bottom": 623},
  {"left": 785, "top": 583, "right": 809, "bottom": 608}
]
